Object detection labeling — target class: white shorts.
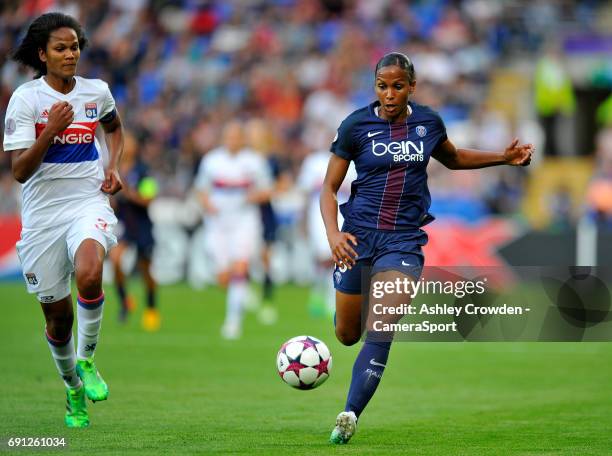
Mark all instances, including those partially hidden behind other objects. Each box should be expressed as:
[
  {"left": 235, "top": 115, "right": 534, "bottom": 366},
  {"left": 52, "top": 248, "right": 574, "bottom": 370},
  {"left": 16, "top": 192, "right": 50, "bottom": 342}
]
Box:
[
  {"left": 204, "top": 217, "right": 261, "bottom": 274},
  {"left": 16, "top": 200, "right": 117, "bottom": 303},
  {"left": 308, "top": 209, "right": 343, "bottom": 262}
]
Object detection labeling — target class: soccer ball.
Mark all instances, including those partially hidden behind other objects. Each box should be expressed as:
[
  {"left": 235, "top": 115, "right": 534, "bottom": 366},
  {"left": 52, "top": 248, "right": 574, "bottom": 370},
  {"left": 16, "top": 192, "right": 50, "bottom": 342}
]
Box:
[{"left": 276, "top": 335, "right": 332, "bottom": 390}]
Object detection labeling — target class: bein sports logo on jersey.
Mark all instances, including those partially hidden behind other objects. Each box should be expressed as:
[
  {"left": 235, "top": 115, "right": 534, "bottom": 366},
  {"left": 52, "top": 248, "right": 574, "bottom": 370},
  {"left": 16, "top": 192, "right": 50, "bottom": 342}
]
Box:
[{"left": 371, "top": 139, "right": 424, "bottom": 163}]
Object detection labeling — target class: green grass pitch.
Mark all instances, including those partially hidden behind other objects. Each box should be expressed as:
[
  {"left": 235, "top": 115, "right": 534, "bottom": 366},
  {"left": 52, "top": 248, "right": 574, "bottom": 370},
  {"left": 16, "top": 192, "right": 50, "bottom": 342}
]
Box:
[{"left": 0, "top": 281, "right": 611, "bottom": 455}]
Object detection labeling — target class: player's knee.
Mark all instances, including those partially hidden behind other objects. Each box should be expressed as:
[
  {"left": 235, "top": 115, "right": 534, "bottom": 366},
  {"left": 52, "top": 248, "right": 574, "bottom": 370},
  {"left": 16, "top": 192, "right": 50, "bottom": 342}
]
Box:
[
  {"left": 75, "top": 265, "right": 103, "bottom": 297},
  {"left": 335, "top": 327, "right": 360, "bottom": 346}
]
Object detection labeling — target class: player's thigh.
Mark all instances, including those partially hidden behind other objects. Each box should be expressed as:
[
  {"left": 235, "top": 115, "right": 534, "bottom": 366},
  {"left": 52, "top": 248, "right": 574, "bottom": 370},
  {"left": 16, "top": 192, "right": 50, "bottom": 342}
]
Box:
[
  {"left": 366, "top": 269, "right": 417, "bottom": 330},
  {"left": 73, "top": 238, "right": 106, "bottom": 269},
  {"left": 228, "top": 219, "right": 261, "bottom": 266},
  {"left": 335, "top": 290, "right": 363, "bottom": 346},
  {"left": 230, "top": 260, "right": 250, "bottom": 278},
  {"left": 365, "top": 244, "right": 424, "bottom": 330},
  {"left": 108, "top": 240, "right": 129, "bottom": 265},
  {"left": 16, "top": 226, "right": 72, "bottom": 304}
]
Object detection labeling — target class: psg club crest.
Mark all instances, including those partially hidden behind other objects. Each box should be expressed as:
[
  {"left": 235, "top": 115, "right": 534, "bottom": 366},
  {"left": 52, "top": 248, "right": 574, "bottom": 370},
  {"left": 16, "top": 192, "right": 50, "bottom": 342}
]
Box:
[
  {"left": 416, "top": 125, "right": 427, "bottom": 137},
  {"left": 334, "top": 270, "right": 342, "bottom": 284},
  {"left": 85, "top": 102, "right": 97, "bottom": 119}
]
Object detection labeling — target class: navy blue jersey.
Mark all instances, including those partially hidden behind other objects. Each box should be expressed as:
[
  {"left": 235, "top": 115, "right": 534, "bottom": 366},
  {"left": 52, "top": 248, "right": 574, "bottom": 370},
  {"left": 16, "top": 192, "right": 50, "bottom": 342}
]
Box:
[{"left": 331, "top": 101, "right": 447, "bottom": 231}]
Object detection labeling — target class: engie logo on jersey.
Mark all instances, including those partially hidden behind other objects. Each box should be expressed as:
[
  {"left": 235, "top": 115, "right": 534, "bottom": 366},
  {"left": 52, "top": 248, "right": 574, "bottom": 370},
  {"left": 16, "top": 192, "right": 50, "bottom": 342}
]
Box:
[
  {"left": 85, "top": 102, "right": 97, "bottom": 119},
  {"left": 36, "top": 122, "right": 97, "bottom": 145},
  {"left": 371, "top": 139, "right": 424, "bottom": 162},
  {"left": 53, "top": 125, "right": 95, "bottom": 144}
]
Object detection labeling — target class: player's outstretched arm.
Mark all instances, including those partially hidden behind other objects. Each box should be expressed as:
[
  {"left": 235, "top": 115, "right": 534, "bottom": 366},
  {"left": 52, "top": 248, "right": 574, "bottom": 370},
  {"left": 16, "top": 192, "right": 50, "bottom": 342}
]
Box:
[
  {"left": 100, "top": 110, "right": 124, "bottom": 195},
  {"left": 11, "top": 101, "right": 73, "bottom": 183},
  {"left": 320, "top": 154, "right": 358, "bottom": 269},
  {"left": 432, "top": 138, "right": 534, "bottom": 170}
]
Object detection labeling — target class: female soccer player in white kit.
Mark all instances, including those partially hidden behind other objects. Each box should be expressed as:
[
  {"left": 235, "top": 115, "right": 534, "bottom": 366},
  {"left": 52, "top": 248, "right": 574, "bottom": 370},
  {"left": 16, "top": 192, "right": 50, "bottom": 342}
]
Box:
[
  {"left": 3, "top": 13, "right": 124, "bottom": 428},
  {"left": 195, "top": 120, "right": 272, "bottom": 340}
]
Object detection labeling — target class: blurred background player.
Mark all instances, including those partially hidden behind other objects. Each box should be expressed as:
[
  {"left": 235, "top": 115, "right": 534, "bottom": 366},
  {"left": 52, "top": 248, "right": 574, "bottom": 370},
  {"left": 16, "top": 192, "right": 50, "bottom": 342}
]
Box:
[
  {"left": 297, "top": 130, "right": 356, "bottom": 318},
  {"left": 109, "top": 131, "right": 160, "bottom": 331},
  {"left": 3, "top": 13, "right": 124, "bottom": 428},
  {"left": 195, "top": 120, "right": 272, "bottom": 339},
  {"left": 245, "top": 118, "right": 290, "bottom": 324}
]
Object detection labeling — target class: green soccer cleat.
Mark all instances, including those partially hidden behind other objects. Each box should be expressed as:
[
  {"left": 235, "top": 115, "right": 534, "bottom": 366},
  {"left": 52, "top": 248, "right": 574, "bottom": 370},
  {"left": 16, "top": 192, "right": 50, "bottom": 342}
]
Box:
[
  {"left": 329, "top": 411, "right": 357, "bottom": 444},
  {"left": 76, "top": 358, "right": 109, "bottom": 402},
  {"left": 65, "top": 386, "right": 89, "bottom": 428}
]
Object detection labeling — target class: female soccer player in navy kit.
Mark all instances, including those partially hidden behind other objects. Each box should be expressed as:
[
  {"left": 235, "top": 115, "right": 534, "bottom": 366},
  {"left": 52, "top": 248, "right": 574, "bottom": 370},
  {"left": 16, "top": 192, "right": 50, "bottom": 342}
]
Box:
[
  {"left": 3, "top": 13, "right": 123, "bottom": 428},
  {"left": 320, "top": 53, "right": 534, "bottom": 444}
]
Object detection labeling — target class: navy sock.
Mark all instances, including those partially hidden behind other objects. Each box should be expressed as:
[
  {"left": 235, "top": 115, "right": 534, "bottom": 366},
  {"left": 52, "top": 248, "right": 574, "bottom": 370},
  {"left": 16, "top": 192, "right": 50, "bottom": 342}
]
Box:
[
  {"left": 345, "top": 332, "right": 392, "bottom": 418},
  {"left": 117, "top": 283, "right": 127, "bottom": 308},
  {"left": 147, "top": 288, "right": 155, "bottom": 309},
  {"left": 263, "top": 274, "right": 273, "bottom": 301}
]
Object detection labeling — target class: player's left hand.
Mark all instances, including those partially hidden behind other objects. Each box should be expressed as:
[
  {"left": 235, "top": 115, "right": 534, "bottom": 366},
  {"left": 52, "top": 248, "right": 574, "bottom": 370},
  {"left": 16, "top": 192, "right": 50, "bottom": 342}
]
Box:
[
  {"left": 102, "top": 167, "right": 123, "bottom": 195},
  {"left": 504, "top": 138, "right": 534, "bottom": 166}
]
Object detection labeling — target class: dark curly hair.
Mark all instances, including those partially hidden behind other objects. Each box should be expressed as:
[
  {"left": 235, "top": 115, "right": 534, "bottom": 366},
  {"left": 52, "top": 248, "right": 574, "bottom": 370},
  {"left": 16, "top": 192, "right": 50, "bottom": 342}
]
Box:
[
  {"left": 12, "top": 13, "right": 88, "bottom": 78},
  {"left": 375, "top": 52, "right": 416, "bottom": 84}
]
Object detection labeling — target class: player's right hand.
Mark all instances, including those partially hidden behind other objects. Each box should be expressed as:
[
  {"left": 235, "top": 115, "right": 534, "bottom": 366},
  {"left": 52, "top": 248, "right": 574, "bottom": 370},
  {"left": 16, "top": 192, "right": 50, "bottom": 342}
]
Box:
[
  {"left": 328, "top": 231, "right": 358, "bottom": 269},
  {"left": 46, "top": 101, "right": 74, "bottom": 136}
]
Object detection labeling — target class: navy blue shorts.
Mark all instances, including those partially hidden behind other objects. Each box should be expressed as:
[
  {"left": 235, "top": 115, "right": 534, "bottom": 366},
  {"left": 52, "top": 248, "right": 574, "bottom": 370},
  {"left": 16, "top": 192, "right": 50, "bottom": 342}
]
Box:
[
  {"left": 260, "top": 204, "right": 278, "bottom": 244},
  {"left": 122, "top": 231, "right": 154, "bottom": 261},
  {"left": 333, "top": 222, "right": 427, "bottom": 295}
]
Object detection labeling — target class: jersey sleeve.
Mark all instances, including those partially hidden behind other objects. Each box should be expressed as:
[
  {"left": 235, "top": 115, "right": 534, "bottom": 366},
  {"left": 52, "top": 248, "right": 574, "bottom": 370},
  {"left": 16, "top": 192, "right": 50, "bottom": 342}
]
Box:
[
  {"left": 3, "top": 93, "right": 36, "bottom": 151},
  {"left": 99, "top": 81, "right": 117, "bottom": 121},
  {"left": 432, "top": 110, "right": 448, "bottom": 151},
  {"left": 330, "top": 117, "right": 356, "bottom": 160}
]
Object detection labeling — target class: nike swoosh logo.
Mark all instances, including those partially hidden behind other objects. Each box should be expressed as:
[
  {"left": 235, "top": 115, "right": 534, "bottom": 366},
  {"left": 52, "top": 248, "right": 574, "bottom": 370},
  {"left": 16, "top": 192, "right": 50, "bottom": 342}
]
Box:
[
  {"left": 367, "top": 131, "right": 383, "bottom": 138},
  {"left": 369, "top": 358, "right": 386, "bottom": 368},
  {"left": 401, "top": 261, "right": 412, "bottom": 266}
]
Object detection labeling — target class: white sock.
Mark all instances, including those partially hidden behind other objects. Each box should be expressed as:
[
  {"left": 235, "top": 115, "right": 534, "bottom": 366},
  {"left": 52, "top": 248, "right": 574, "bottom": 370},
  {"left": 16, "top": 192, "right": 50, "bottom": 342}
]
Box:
[
  {"left": 46, "top": 331, "right": 81, "bottom": 388},
  {"left": 76, "top": 293, "right": 105, "bottom": 360},
  {"left": 225, "top": 279, "right": 248, "bottom": 327}
]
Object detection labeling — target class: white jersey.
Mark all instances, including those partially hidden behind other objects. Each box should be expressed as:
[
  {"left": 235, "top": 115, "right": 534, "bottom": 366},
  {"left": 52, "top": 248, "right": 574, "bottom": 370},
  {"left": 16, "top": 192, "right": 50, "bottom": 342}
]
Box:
[
  {"left": 194, "top": 147, "right": 272, "bottom": 226},
  {"left": 298, "top": 149, "right": 356, "bottom": 224},
  {"left": 3, "top": 76, "right": 115, "bottom": 230},
  {"left": 298, "top": 150, "right": 357, "bottom": 259}
]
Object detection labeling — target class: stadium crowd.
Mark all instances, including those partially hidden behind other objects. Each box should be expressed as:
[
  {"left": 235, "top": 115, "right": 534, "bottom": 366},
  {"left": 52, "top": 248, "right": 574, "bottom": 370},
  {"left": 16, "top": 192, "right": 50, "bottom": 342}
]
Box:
[{"left": 1, "top": 0, "right": 610, "bottom": 225}]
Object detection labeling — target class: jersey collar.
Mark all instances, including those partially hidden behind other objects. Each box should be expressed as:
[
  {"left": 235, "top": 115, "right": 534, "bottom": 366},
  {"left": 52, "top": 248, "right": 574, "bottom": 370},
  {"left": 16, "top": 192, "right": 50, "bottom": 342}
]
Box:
[
  {"left": 372, "top": 101, "right": 413, "bottom": 120},
  {"left": 41, "top": 75, "right": 79, "bottom": 97}
]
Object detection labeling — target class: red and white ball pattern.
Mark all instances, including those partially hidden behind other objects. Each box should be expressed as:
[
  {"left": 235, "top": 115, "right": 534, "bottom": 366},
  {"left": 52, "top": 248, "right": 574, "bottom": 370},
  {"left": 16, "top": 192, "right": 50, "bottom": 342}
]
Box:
[{"left": 276, "top": 335, "right": 332, "bottom": 390}]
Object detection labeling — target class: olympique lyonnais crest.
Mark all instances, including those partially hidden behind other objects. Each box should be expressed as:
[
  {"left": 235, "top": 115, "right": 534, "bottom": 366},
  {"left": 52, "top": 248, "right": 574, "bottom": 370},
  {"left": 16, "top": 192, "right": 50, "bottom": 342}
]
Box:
[
  {"left": 416, "top": 125, "right": 427, "bottom": 137},
  {"left": 85, "top": 102, "right": 97, "bottom": 119}
]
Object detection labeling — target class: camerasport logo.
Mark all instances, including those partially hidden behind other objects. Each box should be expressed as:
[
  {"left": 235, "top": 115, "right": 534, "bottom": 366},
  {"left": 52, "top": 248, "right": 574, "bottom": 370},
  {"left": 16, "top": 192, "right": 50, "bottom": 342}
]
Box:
[{"left": 35, "top": 121, "right": 97, "bottom": 144}]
